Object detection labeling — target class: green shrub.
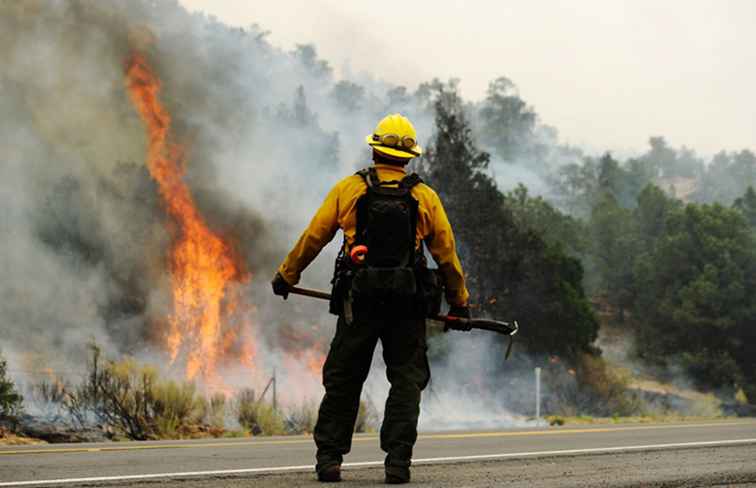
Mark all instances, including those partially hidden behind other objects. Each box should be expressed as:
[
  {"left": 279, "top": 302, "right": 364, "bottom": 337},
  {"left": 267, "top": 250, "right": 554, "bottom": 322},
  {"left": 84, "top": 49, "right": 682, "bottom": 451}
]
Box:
[
  {"left": 235, "top": 389, "right": 285, "bottom": 436},
  {"left": 0, "top": 351, "right": 23, "bottom": 421},
  {"left": 735, "top": 388, "right": 749, "bottom": 405},
  {"left": 543, "top": 353, "right": 645, "bottom": 417},
  {"left": 203, "top": 392, "right": 227, "bottom": 435},
  {"left": 60, "top": 345, "right": 213, "bottom": 440},
  {"left": 254, "top": 402, "right": 286, "bottom": 436},
  {"left": 577, "top": 354, "right": 644, "bottom": 417},
  {"left": 687, "top": 393, "right": 722, "bottom": 417},
  {"left": 150, "top": 379, "right": 206, "bottom": 438},
  {"left": 285, "top": 400, "right": 318, "bottom": 434},
  {"left": 235, "top": 388, "right": 257, "bottom": 433}
]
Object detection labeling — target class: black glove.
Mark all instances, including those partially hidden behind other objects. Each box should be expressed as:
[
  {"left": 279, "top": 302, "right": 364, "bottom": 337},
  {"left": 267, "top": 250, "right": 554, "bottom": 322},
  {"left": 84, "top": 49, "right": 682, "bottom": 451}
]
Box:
[
  {"left": 271, "top": 272, "right": 291, "bottom": 300},
  {"left": 445, "top": 305, "right": 472, "bottom": 332},
  {"left": 448, "top": 305, "right": 471, "bottom": 319}
]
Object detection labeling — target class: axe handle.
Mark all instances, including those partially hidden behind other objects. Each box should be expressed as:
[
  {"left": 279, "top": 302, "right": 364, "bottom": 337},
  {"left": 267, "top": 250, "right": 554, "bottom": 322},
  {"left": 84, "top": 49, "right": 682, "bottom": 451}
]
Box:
[
  {"left": 290, "top": 286, "right": 517, "bottom": 334},
  {"left": 290, "top": 286, "right": 332, "bottom": 301},
  {"left": 289, "top": 285, "right": 518, "bottom": 359}
]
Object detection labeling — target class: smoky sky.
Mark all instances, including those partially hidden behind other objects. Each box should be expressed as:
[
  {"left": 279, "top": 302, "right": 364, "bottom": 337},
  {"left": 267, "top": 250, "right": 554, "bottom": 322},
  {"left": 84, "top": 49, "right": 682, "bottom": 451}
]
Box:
[{"left": 180, "top": 0, "right": 756, "bottom": 157}]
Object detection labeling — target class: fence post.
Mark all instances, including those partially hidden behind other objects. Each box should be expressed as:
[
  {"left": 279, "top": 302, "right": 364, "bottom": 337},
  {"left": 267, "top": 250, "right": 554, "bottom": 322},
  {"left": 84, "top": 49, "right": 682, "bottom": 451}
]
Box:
[
  {"left": 535, "top": 367, "right": 541, "bottom": 423},
  {"left": 272, "top": 367, "right": 277, "bottom": 412}
]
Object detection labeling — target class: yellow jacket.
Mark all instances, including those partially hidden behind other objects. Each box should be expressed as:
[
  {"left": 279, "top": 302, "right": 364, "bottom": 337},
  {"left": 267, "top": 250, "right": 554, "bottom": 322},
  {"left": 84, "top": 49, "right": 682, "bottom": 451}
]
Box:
[{"left": 277, "top": 164, "right": 469, "bottom": 306}]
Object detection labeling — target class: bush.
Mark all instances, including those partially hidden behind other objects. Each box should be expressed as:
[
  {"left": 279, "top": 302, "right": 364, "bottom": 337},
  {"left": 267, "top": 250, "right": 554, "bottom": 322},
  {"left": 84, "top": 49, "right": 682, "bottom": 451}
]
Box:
[
  {"left": 0, "top": 351, "right": 23, "bottom": 421},
  {"left": 31, "top": 377, "right": 70, "bottom": 420},
  {"left": 201, "top": 392, "right": 227, "bottom": 436},
  {"left": 235, "top": 388, "right": 256, "bottom": 433},
  {"left": 60, "top": 344, "right": 212, "bottom": 440},
  {"left": 735, "top": 388, "right": 749, "bottom": 405},
  {"left": 542, "top": 353, "right": 644, "bottom": 417},
  {"left": 686, "top": 393, "right": 722, "bottom": 417},
  {"left": 285, "top": 400, "right": 318, "bottom": 434},
  {"left": 149, "top": 379, "right": 206, "bottom": 438},
  {"left": 282, "top": 399, "right": 377, "bottom": 435},
  {"left": 576, "top": 354, "right": 644, "bottom": 417},
  {"left": 235, "top": 389, "right": 285, "bottom": 436}
]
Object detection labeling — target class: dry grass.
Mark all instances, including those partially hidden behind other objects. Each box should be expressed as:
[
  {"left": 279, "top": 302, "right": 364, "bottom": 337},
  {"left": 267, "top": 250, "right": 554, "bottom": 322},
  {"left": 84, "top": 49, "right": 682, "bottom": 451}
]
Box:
[
  {"left": 0, "top": 427, "right": 45, "bottom": 445},
  {"left": 25, "top": 346, "right": 380, "bottom": 441},
  {"left": 545, "top": 413, "right": 730, "bottom": 426},
  {"left": 577, "top": 354, "right": 644, "bottom": 417},
  {"left": 235, "top": 389, "right": 286, "bottom": 436},
  {"left": 628, "top": 377, "right": 724, "bottom": 417},
  {"left": 37, "top": 346, "right": 216, "bottom": 440}
]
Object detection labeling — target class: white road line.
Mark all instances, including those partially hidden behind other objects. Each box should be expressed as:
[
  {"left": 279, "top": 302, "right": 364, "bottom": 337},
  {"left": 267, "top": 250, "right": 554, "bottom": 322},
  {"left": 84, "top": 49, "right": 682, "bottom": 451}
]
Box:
[
  {"left": 1, "top": 438, "right": 755, "bottom": 486},
  {"left": 4, "top": 421, "right": 755, "bottom": 456}
]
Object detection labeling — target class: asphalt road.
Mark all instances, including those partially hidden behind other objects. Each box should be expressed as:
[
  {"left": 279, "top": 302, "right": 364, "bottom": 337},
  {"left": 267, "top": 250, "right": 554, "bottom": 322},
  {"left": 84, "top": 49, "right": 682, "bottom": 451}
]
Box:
[{"left": 1, "top": 420, "right": 755, "bottom": 487}]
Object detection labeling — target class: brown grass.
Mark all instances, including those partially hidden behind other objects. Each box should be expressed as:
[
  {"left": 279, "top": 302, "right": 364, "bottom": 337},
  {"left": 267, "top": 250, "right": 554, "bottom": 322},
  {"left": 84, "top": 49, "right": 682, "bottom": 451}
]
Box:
[{"left": 0, "top": 427, "right": 45, "bottom": 445}]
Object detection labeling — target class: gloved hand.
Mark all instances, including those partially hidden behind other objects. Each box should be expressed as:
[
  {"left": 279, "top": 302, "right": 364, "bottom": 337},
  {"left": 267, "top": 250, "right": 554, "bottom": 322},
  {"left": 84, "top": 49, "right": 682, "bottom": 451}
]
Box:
[
  {"left": 448, "top": 304, "right": 471, "bottom": 319},
  {"left": 445, "top": 304, "right": 472, "bottom": 332},
  {"left": 271, "top": 272, "right": 291, "bottom": 300}
]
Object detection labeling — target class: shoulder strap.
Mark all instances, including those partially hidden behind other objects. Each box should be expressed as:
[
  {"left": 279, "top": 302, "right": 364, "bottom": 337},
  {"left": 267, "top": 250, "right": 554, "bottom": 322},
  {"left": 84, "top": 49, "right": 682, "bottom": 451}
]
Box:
[
  {"left": 400, "top": 172, "right": 423, "bottom": 189},
  {"left": 355, "top": 167, "right": 381, "bottom": 189},
  {"left": 356, "top": 168, "right": 422, "bottom": 191}
]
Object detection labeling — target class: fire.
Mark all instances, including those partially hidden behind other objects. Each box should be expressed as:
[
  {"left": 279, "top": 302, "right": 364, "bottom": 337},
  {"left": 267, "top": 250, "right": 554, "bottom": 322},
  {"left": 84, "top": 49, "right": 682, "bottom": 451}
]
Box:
[
  {"left": 277, "top": 324, "right": 327, "bottom": 377},
  {"left": 304, "top": 349, "right": 327, "bottom": 377},
  {"left": 124, "top": 52, "right": 254, "bottom": 384}
]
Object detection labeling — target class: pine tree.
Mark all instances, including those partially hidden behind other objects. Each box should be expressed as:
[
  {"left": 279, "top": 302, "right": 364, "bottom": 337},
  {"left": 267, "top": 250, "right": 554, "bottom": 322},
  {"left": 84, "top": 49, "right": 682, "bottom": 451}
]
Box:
[
  {"left": 478, "top": 77, "right": 537, "bottom": 162},
  {"left": 734, "top": 186, "right": 756, "bottom": 227},
  {"left": 417, "top": 82, "right": 598, "bottom": 360}
]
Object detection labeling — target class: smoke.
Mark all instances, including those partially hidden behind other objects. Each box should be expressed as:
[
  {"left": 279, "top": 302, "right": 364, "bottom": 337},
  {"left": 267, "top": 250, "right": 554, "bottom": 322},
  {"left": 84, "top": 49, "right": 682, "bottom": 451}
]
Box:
[
  {"left": 595, "top": 323, "right": 725, "bottom": 417},
  {"left": 0, "top": 0, "right": 558, "bottom": 428},
  {"left": 418, "top": 332, "right": 538, "bottom": 430},
  {"left": 1, "top": 1, "right": 141, "bottom": 375}
]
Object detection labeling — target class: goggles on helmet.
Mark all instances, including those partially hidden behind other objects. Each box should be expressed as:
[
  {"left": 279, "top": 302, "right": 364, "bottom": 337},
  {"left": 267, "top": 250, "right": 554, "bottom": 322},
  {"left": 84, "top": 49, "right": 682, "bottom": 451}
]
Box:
[{"left": 372, "top": 133, "right": 417, "bottom": 150}]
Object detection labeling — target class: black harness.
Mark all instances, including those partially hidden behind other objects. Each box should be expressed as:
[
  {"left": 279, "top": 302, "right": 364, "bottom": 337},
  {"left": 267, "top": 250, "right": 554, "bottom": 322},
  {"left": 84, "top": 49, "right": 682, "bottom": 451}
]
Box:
[
  {"left": 354, "top": 167, "right": 422, "bottom": 268},
  {"left": 330, "top": 167, "right": 442, "bottom": 321}
]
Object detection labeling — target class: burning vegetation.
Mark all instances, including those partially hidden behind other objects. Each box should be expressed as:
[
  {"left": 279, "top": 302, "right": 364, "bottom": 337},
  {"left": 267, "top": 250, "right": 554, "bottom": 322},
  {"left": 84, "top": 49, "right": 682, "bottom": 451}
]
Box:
[
  {"left": 120, "top": 49, "right": 330, "bottom": 407},
  {"left": 124, "top": 51, "right": 257, "bottom": 386},
  {"left": 7, "top": 344, "right": 364, "bottom": 441}
]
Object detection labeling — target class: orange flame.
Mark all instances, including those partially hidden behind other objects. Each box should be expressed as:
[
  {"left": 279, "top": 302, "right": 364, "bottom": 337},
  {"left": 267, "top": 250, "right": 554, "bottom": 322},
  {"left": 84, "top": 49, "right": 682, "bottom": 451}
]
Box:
[
  {"left": 277, "top": 324, "right": 327, "bottom": 377},
  {"left": 304, "top": 349, "right": 327, "bottom": 377},
  {"left": 124, "top": 52, "right": 254, "bottom": 384}
]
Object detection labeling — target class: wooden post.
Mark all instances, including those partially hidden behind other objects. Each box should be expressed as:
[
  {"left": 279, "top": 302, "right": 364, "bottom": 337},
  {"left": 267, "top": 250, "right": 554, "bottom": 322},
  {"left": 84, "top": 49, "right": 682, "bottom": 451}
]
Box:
[{"left": 272, "top": 368, "right": 277, "bottom": 412}]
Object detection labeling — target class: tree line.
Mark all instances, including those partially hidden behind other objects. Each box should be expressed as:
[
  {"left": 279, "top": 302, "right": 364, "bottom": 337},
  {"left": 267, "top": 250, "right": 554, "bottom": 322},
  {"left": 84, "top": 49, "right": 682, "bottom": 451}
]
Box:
[{"left": 413, "top": 80, "right": 756, "bottom": 404}]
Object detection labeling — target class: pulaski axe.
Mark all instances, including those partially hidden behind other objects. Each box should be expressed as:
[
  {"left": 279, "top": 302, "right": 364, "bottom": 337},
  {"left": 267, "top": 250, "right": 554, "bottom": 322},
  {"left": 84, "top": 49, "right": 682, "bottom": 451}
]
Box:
[{"left": 287, "top": 285, "right": 519, "bottom": 360}]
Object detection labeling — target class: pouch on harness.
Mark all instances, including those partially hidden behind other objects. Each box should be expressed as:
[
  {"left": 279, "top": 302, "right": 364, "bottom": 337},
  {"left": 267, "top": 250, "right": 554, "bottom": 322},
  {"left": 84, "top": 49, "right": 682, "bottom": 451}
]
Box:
[{"left": 329, "top": 167, "right": 442, "bottom": 320}]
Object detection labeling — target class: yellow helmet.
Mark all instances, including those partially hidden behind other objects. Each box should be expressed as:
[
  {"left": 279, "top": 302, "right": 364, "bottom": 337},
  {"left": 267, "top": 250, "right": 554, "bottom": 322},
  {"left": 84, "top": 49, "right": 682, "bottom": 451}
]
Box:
[{"left": 365, "top": 113, "right": 423, "bottom": 159}]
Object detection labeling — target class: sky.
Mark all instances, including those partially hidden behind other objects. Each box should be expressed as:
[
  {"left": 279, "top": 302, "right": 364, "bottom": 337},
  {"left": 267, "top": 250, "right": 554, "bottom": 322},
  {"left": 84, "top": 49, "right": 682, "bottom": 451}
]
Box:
[{"left": 179, "top": 0, "right": 755, "bottom": 156}]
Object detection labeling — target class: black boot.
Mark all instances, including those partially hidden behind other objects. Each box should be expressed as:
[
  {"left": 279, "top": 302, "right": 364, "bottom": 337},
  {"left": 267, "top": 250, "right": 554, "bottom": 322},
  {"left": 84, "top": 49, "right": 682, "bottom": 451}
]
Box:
[
  {"left": 316, "top": 463, "right": 342, "bottom": 483},
  {"left": 384, "top": 456, "right": 411, "bottom": 484}
]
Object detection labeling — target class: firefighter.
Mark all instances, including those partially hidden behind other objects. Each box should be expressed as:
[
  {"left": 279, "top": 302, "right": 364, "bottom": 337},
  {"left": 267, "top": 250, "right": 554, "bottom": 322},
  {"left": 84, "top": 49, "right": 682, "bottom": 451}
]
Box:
[{"left": 272, "top": 114, "right": 469, "bottom": 484}]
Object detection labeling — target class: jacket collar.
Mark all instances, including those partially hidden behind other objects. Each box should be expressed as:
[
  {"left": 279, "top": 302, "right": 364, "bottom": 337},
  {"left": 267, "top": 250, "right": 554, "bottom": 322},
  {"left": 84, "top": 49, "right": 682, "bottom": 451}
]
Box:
[{"left": 373, "top": 163, "right": 407, "bottom": 176}]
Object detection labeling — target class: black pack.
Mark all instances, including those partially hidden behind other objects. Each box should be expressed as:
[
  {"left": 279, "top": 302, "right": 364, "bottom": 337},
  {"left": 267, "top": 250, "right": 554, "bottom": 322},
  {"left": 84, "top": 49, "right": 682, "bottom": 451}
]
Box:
[
  {"left": 329, "top": 167, "right": 443, "bottom": 320},
  {"left": 349, "top": 167, "right": 422, "bottom": 316},
  {"left": 355, "top": 167, "right": 420, "bottom": 267}
]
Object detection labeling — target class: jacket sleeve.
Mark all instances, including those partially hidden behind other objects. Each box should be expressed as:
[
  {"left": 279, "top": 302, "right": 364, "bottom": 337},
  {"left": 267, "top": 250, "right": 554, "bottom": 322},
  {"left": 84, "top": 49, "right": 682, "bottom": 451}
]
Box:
[
  {"left": 425, "top": 194, "right": 470, "bottom": 307},
  {"left": 277, "top": 184, "right": 341, "bottom": 285}
]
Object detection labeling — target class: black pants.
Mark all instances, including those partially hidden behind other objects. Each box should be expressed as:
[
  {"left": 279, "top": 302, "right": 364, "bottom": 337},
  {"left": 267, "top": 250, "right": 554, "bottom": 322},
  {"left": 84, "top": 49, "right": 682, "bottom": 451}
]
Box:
[{"left": 313, "top": 314, "right": 430, "bottom": 469}]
